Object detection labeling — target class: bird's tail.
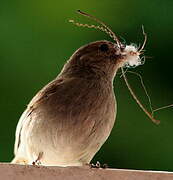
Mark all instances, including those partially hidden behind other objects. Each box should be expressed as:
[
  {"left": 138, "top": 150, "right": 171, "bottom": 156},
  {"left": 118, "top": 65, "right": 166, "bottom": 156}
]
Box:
[{"left": 11, "top": 156, "right": 29, "bottom": 165}]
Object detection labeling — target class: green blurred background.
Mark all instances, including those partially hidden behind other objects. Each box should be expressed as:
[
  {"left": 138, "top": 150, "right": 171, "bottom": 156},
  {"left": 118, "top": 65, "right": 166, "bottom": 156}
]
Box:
[{"left": 0, "top": 0, "right": 173, "bottom": 171}]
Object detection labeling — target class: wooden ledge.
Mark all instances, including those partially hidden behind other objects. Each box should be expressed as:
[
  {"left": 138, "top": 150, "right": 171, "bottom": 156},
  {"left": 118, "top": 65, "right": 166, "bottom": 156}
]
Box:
[{"left": 0, "top": 163, "right": 173, "bottom": 180}]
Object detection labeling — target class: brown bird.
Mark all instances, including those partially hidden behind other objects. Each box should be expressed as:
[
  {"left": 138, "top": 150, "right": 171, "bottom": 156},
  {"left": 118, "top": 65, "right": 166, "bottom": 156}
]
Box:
[{"left": 12, "top": 11, "right": 145, "bottom": 166}]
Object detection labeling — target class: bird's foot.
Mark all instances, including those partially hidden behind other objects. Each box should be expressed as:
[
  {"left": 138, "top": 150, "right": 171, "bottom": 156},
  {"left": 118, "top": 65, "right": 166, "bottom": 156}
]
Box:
[
  {"left": 32, "top": 160, "right": 41, "bottom": 166},
  {"left": 32, "top": 152, "right": 43, "bottom": 166},
  {"left": 90, "top": 161, "right": 108, "bottom": 169}
]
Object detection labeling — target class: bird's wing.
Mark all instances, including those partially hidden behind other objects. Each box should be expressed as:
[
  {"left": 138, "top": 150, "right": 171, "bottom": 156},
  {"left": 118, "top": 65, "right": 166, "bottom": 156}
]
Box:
[
  {"left": 14, "top": 78, "right": 64, "bottom": 155},
  {"left": 14, "top": 108, "right": 31, "bottom": 155}
]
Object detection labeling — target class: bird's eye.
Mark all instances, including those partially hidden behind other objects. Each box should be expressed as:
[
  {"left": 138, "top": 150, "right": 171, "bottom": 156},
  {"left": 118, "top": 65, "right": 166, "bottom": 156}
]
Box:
[{"left": 99, "top": 44, "right": 109, "bottom": 52}]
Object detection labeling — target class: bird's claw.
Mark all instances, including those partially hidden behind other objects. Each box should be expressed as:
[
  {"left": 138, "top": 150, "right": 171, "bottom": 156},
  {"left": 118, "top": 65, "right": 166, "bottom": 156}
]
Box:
[
  {"left": 32, "top": 152, "right": 43, "bottom": 166},
  {"left": 90, "top": 161, "right": 108, "bottom": 169}
]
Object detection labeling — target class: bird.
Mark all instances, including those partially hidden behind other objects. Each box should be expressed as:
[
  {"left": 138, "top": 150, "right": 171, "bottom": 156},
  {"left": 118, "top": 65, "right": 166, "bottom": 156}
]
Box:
[
  {"left": 12, "top": 10, "right": 146, "bottom": 166},
  {"left": 11, "top": 39, "right": 142, "bottom": 166}
]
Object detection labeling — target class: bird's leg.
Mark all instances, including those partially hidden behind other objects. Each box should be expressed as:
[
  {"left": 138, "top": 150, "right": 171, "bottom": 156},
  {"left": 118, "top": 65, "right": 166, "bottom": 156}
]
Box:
[{"left": 32, "top": 152, "right": 43, "bottom": 165}]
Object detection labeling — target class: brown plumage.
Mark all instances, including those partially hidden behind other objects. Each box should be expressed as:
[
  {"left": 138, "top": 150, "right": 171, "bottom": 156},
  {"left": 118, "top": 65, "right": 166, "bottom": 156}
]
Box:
[{"left": 12, "top": 40, "right": 134, "bottom": 166}]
